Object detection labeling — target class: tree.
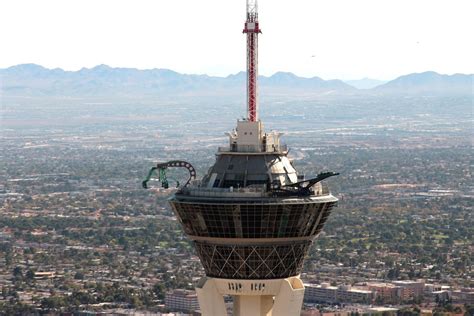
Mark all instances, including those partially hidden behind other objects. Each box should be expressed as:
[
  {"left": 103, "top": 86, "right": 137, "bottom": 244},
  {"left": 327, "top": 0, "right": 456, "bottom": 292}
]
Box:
[
  {"left": 12, "top": 266, "right": 23, "bottom": 280},
  {"left": 74, "top": 272, "right": 84, "bottom": 280},
  {"left": 25, "top": 269, "right": 35, "bottom": 280},
  {"left": 464, "top": 304, "right": 474, "bottom": 316},
  {"left": 153, "top": 283, "right": 166, "bottom": 300},
  {"left": 397, "top": 307, "right": 420, "bottom": 316},
  {"left": 41, "top": 296, "right": 67, "bottom": 310},
  {"left": 387, "top": 267, "right": 400, "bottom": 280}
]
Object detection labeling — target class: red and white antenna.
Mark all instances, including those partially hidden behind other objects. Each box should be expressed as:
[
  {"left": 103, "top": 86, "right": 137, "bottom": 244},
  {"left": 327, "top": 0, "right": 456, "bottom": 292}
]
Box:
[{"left": 243, "top": 0, "right": 261, "bottom": 122}]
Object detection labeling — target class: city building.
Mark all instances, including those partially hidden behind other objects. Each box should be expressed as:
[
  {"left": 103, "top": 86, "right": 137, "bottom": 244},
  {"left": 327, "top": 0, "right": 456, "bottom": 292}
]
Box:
[
  {"left": 367, "top": 282, "right": 400, "bottom": 303},
  {"left": 336, "top": 284, "right": 374, "bottom": 304},
  {"left": 452, "top": 288, "right": 474, "bottom": 304},
  {"left": 393, "top": 280, "right": 425, "bottom": 301},
  {"left": 304, "top": 283, "right": 338, "bottom": 304},
  {"left": 424, "top": 283, "right": 451, "bottom": 303},
  {"left": 304, "top": 283, "right": 374, "bottom": 305},
  {"left": 34, "top": 271, "right": 56, "bottom": 280},
  {"left": 365, "top": 307, "right": 398, "bottom": 315},
  {"left": 165, "top": 290, "right": 200, "bottom": 313}
]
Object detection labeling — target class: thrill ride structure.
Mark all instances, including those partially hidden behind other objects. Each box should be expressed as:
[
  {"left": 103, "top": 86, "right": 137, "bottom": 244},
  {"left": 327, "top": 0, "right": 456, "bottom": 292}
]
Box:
[
  {"left": 143, "top": 1, "right": 338, "bottom": 315},
  {"left": 243, "top": 0, "right": 261, "bottom": 122}
]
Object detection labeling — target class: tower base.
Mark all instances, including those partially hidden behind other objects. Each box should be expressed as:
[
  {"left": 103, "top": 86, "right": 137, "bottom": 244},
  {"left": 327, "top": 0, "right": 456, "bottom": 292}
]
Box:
[{"left": 196, "top": 276, "right": 305, "bottom": 316}]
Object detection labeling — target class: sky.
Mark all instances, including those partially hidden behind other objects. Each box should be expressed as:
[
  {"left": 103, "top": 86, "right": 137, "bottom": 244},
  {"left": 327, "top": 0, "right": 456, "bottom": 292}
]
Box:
[{"left": 1, "top": 0, "right": 473, "bottom": 80}]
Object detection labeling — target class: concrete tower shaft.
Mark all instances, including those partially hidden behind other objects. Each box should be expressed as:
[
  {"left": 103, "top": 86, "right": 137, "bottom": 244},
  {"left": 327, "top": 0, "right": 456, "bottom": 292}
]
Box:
[{"left": 243, "top": 0, "right": 261, "bottom": 122}]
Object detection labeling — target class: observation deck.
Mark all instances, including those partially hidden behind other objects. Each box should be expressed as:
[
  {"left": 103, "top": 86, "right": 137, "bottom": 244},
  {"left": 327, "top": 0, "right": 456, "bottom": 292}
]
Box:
[{"left": 169, "top": 119, "right": 338, "bottom": 280}]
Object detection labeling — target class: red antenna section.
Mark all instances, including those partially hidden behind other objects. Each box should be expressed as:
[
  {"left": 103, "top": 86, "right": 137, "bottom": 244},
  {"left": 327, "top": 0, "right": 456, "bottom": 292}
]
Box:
[{"left": 243, "top": 0, "right": 261, "bottom": 122}]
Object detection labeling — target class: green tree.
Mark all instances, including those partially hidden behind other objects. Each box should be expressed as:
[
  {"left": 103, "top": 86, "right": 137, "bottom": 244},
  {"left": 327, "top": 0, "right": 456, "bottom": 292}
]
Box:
[
  {"left": 153, "top": 282, "right": 166, "bottom": 300},
  {"left": 25, "top": 269, "right": 35, "bottom": 280},
  {"left": 74, "top": 272, "right": 85, "bottom": 280},
  {"left": 12, "top": 266, "right": 23, "bottom": 280}
]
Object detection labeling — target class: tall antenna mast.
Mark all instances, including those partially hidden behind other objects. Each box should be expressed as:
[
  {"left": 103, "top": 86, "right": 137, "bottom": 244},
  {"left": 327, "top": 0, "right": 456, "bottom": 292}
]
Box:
[{"left": 243, "top": 0, "right": 261, "bottom": 122}]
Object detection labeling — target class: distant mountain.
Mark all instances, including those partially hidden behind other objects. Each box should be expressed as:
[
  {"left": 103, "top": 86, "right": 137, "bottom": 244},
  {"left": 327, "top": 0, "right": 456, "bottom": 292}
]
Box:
[
  {"left": 373, "top": 71, "right": 473, "bottom": 95},
  {"left": 0, "top": 64, "right": 472, "bottom": 97},
  {"left": 0, "top": 64, "right": 224, "bottom": 96},
  {"left": 262, "top": 71, "right": 351, "bottom": 91},
  {"left": 0, "top": 64, "right": 355, "bottom": 97},
  {"left": 345, "top": 78, "right": 387, "bottom": 89}
]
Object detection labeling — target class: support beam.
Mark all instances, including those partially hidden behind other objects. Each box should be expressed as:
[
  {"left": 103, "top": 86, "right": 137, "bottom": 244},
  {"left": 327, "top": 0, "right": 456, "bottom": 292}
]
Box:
[{"left": 195, "top": 277, "right": 228, "bottom": 316}]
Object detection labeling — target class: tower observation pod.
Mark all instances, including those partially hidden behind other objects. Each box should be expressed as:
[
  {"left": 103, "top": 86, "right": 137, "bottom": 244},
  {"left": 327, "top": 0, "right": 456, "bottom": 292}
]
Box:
[{"left": 148, "top": 1, "right": 339, "bottom": 315}]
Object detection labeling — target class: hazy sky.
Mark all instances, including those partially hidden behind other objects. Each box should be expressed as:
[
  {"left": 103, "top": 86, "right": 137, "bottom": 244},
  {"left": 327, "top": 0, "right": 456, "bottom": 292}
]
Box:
[{"left": 1, "top": 0, "right": 473, "bottom": 80}]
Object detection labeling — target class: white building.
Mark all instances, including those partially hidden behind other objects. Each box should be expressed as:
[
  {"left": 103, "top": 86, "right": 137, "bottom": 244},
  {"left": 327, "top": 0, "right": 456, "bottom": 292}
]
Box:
[
  {"left": 304, "top": 283, "right": 374, "bottom": 305},
  {"left": 165, "top": 289, "right": 200, "bottom": 313}
]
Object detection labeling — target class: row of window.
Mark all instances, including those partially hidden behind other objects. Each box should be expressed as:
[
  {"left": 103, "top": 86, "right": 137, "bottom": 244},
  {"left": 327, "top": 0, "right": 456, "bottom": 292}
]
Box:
[
  {"left": 171, "top": 201, "right": 336, "bottom": 238},
  {"left": 226, "top": 282, "right": 266, "bottom": 292}
]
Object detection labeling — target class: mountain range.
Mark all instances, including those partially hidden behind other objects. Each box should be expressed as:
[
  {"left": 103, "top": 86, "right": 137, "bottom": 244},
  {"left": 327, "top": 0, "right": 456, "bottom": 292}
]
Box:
[
  {"left": 344, "top": 78, "right": 387, "bottom": 89},
  {"left": 0, "top": 64, "right": 472, "bottom": 97}
]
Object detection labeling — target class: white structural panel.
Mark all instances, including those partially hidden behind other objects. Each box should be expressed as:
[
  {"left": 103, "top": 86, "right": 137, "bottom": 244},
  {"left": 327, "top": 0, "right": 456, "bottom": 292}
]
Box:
[{"left": 196, "top": 276, "right": 305, "bottom": 316}]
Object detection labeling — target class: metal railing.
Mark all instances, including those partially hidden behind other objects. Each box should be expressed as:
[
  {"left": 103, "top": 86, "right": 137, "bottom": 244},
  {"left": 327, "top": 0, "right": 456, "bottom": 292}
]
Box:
[
  {"left": 182, "top": 182, "right": 331, "bottom": 198},
  {"left": 217, "top": 144, "right": 289, "bottom": 153}
]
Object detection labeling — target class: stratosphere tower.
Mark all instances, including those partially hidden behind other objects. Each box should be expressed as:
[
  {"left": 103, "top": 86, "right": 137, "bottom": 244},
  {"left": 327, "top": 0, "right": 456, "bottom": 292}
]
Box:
[{"left": 144, "top": 1, "right": 339, "bottom": 315}]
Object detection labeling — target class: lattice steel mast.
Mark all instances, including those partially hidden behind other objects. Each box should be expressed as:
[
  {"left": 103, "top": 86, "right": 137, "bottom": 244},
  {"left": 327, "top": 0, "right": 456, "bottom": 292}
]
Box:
[{"left": 243, "top": 0, "right": 261, "bottom": 122}]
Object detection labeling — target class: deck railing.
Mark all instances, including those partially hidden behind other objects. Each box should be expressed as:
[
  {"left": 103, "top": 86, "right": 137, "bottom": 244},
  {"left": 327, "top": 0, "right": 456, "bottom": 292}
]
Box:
[{"left": 181, "top": 182, "right": 331, "bottom": 198}]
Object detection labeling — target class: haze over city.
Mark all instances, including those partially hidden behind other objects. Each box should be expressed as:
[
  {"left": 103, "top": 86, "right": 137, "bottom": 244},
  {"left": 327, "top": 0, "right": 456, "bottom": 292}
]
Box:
[{"left": 0, "top": 0, "right": 473, "bottom": 315}]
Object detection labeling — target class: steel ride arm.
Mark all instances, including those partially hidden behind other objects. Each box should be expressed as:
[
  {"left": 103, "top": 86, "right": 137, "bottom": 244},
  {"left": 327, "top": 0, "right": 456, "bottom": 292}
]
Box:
[
  {"left": 271, "top": 171, "right": 339, "bottom": 196},
  {"left": 142, "top": 167, "right": 158, "bottom": 189},
  {"left": 280, "top": 172, "right": 340, "bottom": 189}
]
